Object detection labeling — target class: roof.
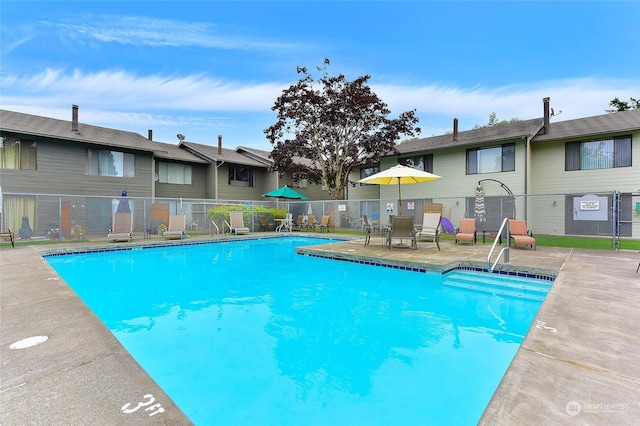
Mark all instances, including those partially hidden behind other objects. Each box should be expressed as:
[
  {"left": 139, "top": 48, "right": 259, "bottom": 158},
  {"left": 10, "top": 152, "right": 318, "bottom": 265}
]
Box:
[
  {"left": 396, "top": 118, "right": 543, "bottom": 154},
  {"left": 0, "top": 109, "right": 165, "bottom": 154},
  {"left": 235, "top": 146, "right": 273, "bottom": 166},
  {"left": 152, "top": 141, "right": 210, "bottom": 164},
  {"left": 179, "top": 141, "right": 267, "bottom": 168},
  {"left": 532, "top": 109, "right": 640, "bottom": 143}
]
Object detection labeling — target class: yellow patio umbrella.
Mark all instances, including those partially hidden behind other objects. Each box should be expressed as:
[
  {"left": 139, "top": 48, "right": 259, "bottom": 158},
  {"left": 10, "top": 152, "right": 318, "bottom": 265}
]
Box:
[{"left": 357, "top": 164, "right": 442, "bottom": 215}]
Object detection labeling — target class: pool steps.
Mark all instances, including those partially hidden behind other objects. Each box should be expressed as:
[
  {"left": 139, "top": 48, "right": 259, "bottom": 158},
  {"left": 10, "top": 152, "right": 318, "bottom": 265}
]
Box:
[{"left": 442, "top": 270, "right": 552, "bottom": 301}]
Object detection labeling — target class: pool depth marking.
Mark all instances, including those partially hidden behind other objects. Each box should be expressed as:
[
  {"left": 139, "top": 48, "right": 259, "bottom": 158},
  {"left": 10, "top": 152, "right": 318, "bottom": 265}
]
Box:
[{"left": 121, "top": 394, "right": 165, "bottom": 417}]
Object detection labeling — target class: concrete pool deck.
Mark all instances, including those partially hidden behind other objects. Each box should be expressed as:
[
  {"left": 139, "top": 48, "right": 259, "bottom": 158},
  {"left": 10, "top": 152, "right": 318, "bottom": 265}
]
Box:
[{"left": 1, "top": 233, "right": 639, "bottom": 424}]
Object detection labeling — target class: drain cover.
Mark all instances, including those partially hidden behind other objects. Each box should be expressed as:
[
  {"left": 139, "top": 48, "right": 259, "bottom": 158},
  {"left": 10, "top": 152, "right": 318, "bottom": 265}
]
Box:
[{"left": 9, "top": 335, "right": 49, "bottom": 349}]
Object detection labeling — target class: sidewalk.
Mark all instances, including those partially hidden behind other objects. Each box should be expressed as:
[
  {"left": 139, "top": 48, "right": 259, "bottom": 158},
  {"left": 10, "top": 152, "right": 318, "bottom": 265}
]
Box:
[{"left": 1, "top": 235, "right": 639, "bottom": 424}]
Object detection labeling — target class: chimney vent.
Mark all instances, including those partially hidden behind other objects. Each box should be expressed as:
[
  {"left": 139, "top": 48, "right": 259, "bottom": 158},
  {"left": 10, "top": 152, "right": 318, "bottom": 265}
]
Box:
[
  {"left": 543, "top": 97, "right": 550, "bottom": 133},
  {"left": 453, "top": 118, "right": 458, "bottom": 141},
  {"left": 217, "top": 135, "right": 223, "bottom": 155},
  {"left": 148, "top": 129, "right": 153, "bottom": 140},
  {"left": 71, "top": 105, "right": 79, "bottom": 132}
]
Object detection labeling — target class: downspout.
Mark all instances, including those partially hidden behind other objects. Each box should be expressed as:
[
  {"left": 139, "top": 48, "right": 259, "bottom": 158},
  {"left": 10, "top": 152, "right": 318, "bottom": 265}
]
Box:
[
  {"left": 214, "top": 135, "right": 224, "bottom": 200},
  {"left": 215, "top": 160, "right": 225, "bottom": 200},
  {"left": 523, "top": 136, "right": 528, "bottom": 221}
]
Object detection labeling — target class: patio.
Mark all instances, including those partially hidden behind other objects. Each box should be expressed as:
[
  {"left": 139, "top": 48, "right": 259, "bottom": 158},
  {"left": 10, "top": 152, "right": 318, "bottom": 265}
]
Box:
[{"left": 1, "top": 233, "right": 638, "bottom": 424}]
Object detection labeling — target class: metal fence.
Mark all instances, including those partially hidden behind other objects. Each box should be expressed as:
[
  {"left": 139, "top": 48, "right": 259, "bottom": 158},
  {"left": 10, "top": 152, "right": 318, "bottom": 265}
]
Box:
[{"left": 2, "top": 191, "right": 638, "bottom": 249}]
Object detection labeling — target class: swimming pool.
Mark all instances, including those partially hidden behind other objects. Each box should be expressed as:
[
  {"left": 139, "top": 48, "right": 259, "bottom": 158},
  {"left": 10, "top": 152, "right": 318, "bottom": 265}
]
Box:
[{"left": 46, "top": 236, "right": 550, "bottom": 425}]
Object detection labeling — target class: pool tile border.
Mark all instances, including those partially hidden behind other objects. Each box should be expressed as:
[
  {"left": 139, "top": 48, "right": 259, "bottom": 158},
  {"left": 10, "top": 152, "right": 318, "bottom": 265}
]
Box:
[
  {"left": 296, "top": 247, "right": 557, "bottom": 282},
  {"left": 40, "top": 233, "right": 349, "bottom": 258}
]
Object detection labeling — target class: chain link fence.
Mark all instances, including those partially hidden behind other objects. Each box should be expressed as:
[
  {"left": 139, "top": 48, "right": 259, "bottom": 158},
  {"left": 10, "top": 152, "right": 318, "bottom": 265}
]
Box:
[{"left": 2, "top": 191, "right": 638, "bottom": 249}]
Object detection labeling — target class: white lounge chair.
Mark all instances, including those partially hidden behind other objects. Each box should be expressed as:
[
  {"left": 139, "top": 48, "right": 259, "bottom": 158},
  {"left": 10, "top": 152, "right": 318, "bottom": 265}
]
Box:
[
  {"left": 415, "top": 212, "right": 441, "bottom": 250},
  {"left": 164, "top": 214, "right": 187, "bottom": 239},
  {"left": 107, "top": 212, "right": 133, "bottom": 242},
  {"left": 224, "top": 211, "right": 250, "bottom": 235}
]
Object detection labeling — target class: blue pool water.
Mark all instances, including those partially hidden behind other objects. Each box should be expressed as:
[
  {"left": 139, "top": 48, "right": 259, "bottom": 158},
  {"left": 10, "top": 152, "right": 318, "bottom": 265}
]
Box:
[{"left": 46, "top": 237, "right": 549, "bottom": 425}]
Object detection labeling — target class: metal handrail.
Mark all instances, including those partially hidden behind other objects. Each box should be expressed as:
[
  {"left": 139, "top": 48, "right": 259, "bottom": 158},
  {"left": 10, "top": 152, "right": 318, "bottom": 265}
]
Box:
[
  {"left": 210, "top": 220, "right": 220, "bottom": 236},
  {"left": 487, "top": 218, "right": 510, "bottom": 272}
]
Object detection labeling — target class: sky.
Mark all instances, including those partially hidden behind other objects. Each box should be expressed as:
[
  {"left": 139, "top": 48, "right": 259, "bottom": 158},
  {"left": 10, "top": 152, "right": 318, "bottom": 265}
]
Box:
[{"left": 1, "top": 1, "right": 639, "bottom": 151}]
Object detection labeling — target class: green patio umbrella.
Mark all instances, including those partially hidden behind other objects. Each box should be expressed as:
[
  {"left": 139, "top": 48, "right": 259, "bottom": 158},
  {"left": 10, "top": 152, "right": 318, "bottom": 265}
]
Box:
[{"left": 262, "top": 185, "right": 308, "bottom": 200}]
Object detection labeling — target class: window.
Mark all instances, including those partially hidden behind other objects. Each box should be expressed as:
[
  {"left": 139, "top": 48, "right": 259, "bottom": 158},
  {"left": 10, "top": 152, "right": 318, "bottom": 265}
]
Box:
[
  {"left": 565, "top": 136, "right": 632, "bottom": 171},
  {"left": 399, "top": 155, "right": 433, "bottom": 172},
  {"left": 157, "top": 162, "right": 192, "bottom": 184},
  {"left": 228, "top": 166, "right": 254, "bottom": 187},
  {"left": 359, "top": 165, "right": 380, "bottom": 185},
  {"left": 0, "top": 137, "right": 37, "bottom": 170},
  {"left": 290, "top": 178, "right": 308, "bottom": 189},
  {"left": 466, "top": 144, "right": 515, "bottom": 174},
  {"left": 86, "top": 149, "right": 135, "bottom": 177}
]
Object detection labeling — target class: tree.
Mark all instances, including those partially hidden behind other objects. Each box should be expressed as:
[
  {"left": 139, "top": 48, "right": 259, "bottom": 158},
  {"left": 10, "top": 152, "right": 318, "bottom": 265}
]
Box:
[
  {"left": 472, "top": 112, "right": 520, "bottom": 130},
  {"left": 606, "top": 97, "right": 639, "bottom": 113},
  {"left": 265, "top": 59, "right": 420, "bottom": 200}
]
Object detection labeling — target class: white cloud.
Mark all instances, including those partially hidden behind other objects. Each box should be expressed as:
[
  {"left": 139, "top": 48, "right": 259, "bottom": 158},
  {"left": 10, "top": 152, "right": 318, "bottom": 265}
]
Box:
[
  {"left": 373, "top": 77, "right": 640, "bottom": 132},
  {"left": 41, "top": 15, "right": 301, "bottom": 53},
  {"left": 2, "top": 68, "right": 638, "bottom": 148},
  {"left": 1, "top": 68, "right": 287, "bottom": 111}
]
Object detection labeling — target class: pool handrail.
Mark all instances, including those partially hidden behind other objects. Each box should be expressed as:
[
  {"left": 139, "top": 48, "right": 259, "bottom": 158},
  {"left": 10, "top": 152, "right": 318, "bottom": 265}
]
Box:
[{"left": 487, "top": 218, "right": 510, "bottom": 272}]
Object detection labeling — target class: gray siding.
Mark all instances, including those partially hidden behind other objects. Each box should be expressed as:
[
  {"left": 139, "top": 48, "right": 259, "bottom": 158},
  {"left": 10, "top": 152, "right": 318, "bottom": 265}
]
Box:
[
  {"left": 0, "top": 138, "right": 153, "bottom": 197},
  {"left": 155, "top": 162, "right": 207, "bottom": 199}
]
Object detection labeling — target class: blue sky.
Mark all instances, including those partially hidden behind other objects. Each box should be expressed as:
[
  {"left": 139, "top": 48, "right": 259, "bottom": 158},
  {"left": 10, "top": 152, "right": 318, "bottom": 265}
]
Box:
[{"left": 2, "top": 1, "right": 639, "bottom": 151}]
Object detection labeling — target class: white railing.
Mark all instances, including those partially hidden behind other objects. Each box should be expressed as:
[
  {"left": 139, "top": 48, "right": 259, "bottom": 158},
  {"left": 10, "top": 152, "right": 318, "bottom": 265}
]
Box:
[{"left": 487, "top": 218, "right": 510, "bottom": 272}]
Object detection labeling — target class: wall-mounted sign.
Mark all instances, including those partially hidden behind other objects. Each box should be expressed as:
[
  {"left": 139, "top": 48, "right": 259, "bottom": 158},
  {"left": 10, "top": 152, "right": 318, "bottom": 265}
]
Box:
[
  {"left": 338, "top": 204, "right": 346, "bottom": 212},
  {"left": 580, "top": 200, "right": 600, "bottom": 211},
  {"left": 573, "top": 194, "right": 608, "bottom": 221}
]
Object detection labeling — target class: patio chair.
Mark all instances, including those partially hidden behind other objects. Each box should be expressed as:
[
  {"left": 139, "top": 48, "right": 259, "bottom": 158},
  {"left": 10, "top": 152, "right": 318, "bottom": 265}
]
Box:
[
  {"left": 363, "top": 214, "right": 373, "bottom": 247},
  {"left": 415, "top": 212, "right": 441, "bottom": 250},
  {"left": 164, "top": 214, "right": 187, "bottom": 239},
  {"left": 508, "top": 219, "right": 536, "bottom": 250},
  {"left": 258, "top": 215, "right": 270, "bottom": 232},
  {"left": 107, "top": 212, "right": 133, "bottom": 242},
  {"left": 386, "top": 216, "right": 417, "bottom": 250},
  {"left": 224, "top": 211, "right": 250, "bottom": 235},
  {"left": 318, "top": 215, "right": 335, "bottom": 233},
  {"left": 0, "top": 228, "right": 14, "bottom": 248},
  {"left": 455, "top": 218, "right": 477, "bottom": 245}
]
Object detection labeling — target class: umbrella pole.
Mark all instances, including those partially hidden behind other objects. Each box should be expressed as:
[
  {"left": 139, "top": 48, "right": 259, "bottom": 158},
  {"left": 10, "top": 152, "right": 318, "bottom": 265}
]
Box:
[{"left": 397, "top": 179, "right": 402, "bottom": 215}]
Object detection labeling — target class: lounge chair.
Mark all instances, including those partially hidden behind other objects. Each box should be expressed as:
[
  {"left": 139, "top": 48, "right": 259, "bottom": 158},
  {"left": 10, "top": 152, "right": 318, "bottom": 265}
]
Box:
[
  {"left": 224, "top": 211, "right": 250, "bottom": 235},
  {"left": 415, "top": 212, "right": 441, "bottom": 250},
  {"left": 291, "top": 215, "right": 304, "bottom": 231},
  {"left": 107, "top": 212, "right": 133, "bottom": 242},
  {"left": 318, "top": 215, "right": 334, "bottom": 233},
  {"left": 455, "top": 218, "right": 477, "bottom": 245},
  {"left": 386, "top": 216, "right": 417, "bottom": 250},
  {"left": 508, "top": 219, "right": 536, "bottom": 250},
  {"left": 303, "top": 214, "right": 316, "bottom": 232},
  {"left": 164, "top": 214, "right": 187, "bottom": 239}
]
